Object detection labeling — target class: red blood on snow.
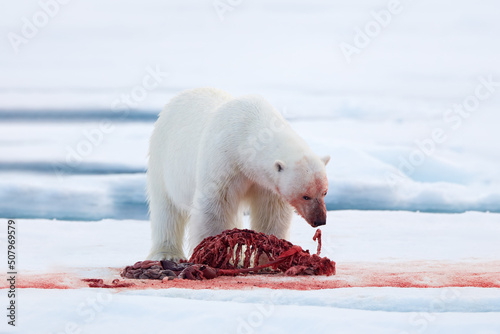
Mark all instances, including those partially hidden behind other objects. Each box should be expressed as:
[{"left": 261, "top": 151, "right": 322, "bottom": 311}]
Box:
[
  {"left": 82, "top": 278, "right": 134, "bottom": 288},
  {"left": 7, "top": 261, "right": 499, "bottom": 290}
]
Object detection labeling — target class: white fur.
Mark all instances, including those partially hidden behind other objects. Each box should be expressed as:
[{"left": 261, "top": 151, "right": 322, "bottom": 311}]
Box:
[{"left": 146, "top": 88, "right": 329, "bottom": 261}]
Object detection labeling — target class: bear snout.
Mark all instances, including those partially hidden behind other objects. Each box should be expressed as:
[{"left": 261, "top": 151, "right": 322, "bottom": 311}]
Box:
[
  {"left": 295, "top": 198, "right": 328, "bottom": 228},
  {"left": 312, "top": 220, "right": 326, "bottom": 227},
  {"left": 306, "top": 208, "right": 327, "bottom": 228}
]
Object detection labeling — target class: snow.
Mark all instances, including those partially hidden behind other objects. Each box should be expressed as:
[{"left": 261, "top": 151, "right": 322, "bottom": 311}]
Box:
[
  {"left": 5, "top": 288, "right": 500, "bottom": 334},
  {"left": 1, "top": 0, "right": 499, "bottom": 332},
  {"left": 1, "top": 0, "right": 500, "bottom": 216},
  {"left": 1, "top": 118, "right": 500, "bottom": 220},
  {"left": 2, "top": 1, "right": 500, "bottom": 110},
  {"left": 1, "top": 211, "right": 500, "bottom": 333},
  {"left": 5, "top": 211, "right": 500, "bottom": 273}
]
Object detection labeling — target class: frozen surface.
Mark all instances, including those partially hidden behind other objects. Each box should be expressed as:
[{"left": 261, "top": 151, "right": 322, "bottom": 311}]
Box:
[
  {"left": 1, "top": 0, "right": 500, "bottom": 112},
  {"left": 1, "top": 288, "right": 499, "bottom": 334},
  {"left": 1, "top": 211, "right": 500, "bottom": 333},
  {"left": 2, "top": 211, "right": 500, "bottom": 273},
  {"left": 1, "top": 118, "right": 500, "bottom": 220},
  {"left": 1, "top": 0, "right": 500, "bottom": 218}
]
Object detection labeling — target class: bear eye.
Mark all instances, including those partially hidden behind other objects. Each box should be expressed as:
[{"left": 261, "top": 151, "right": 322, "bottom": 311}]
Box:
[{"left": 303, "top": 196, "right": 311, "bottom": 200}]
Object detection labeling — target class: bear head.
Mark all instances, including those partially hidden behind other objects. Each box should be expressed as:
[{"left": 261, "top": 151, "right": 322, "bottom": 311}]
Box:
[{"left": 274, "top": 154, "right": 330, "bottom": 228}]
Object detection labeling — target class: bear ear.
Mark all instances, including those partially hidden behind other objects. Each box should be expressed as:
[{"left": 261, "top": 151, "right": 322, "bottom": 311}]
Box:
[
  {"left": 274, "top": 160, "right": 286, "bottom": 172},
  {"left": 321, "top": 155, "right": 331, "bottom": 166}
]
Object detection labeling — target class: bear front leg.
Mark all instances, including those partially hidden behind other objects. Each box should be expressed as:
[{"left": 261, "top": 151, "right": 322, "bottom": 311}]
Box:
[
  {"left": 188, "top": 186, "right": 244, "bottom": 253},
  {"left": 249, "top": 187, "right": 293, "bottom": 240},
  {"left": 146, "top": 184, "right": 188, "bottom": 262}
]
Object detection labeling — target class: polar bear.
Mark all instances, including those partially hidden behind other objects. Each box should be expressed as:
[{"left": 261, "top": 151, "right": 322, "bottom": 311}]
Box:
[{"left": 146, "top": 88, "right": 330, "bottom": 261}]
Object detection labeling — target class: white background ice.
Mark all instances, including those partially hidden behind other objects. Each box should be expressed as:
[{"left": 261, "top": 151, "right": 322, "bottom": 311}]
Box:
[{"left": 2, "top": 1, "right": 500, "bottom": 218}]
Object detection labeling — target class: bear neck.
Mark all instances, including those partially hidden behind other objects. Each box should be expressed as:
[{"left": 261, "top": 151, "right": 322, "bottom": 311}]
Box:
[{"left": 241, "top": 127, "right": 315, "bottom": 194}]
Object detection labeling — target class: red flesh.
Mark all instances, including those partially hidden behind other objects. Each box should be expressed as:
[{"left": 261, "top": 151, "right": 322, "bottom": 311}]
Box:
[
  {"left": 313, "top": 229, "right": 322, "bottom": 255},
  {"left": 188, "top": 228, "right": 335, "bottom": 277}
]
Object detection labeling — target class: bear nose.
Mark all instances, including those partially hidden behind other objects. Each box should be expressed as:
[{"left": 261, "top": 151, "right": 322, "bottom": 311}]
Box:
[{"left": 313, "top": 220, "right": 326, "bottom": 227}]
